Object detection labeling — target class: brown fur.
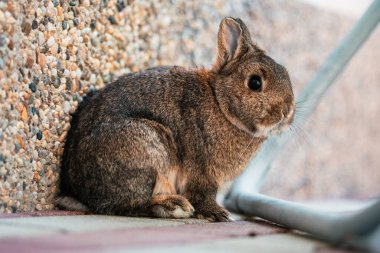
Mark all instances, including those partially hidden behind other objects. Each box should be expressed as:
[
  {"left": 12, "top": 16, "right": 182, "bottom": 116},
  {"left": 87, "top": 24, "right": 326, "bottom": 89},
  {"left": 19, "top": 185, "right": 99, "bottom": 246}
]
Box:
[{"left": 58, "top": 17, "right": 295, "bottom": 221}]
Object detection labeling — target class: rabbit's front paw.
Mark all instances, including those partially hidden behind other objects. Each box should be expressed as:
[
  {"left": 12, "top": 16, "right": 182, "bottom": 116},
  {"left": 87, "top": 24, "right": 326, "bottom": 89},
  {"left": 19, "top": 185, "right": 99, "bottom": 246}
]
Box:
[
  {"left": 150, "top": 194, "right": 195, "bottom": 219},
  {"left": 195, "top": 205, "right": 230, "bottom": 222}
]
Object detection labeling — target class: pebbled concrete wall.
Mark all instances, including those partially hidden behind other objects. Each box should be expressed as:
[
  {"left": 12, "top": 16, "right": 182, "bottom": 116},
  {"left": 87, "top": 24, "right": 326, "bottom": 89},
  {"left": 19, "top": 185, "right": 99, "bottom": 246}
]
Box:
[
  {"left": 0, "top": 0, "right": 197, "bottom": 212},
  {"left": 0, "top": 0, "right": 379, "bottom": 213}
]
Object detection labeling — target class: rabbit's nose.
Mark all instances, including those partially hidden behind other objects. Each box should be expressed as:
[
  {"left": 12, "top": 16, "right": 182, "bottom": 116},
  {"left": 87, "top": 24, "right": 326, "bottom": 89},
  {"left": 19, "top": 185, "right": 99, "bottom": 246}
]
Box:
[
  {"left": 286, "top": 106, "right": 295, "bottom": 122},
  {"left": 282, "top": 95, "right": 295, "bottom": 120}
]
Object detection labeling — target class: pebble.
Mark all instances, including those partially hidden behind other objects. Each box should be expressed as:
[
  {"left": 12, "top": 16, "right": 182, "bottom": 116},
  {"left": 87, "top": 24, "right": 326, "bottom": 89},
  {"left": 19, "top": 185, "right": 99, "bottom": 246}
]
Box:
[
  {"left": 53, "top": 76, "right": 61, "bottom": 88},
  {"left": 62, "top": 20, "right": 68, "bottom": 30},
  {"left": 32, "top": 114, "right": 38, "bottom": 124},
  {"left": 47, "top": 23, "right": 55, "bottom": 31},
  {"left": 50, "top": 43, "right": 59, "bottom": 54},
  {"left": 47, "top": 37, "right": 55, "bottom": 47},
  {"left": 108, "top": 16, "right": 116, "bottom": 25},
  {"left": 36, "top": 130, "right": 43, "bottom": 140},
  {"left": 0, "top": 35, "right": 6, "bottom": 47},
  {"left": 42, "top": 16, "right": 49, "bottom": 26},
  {"left": 21, "top": 107, "right": 28, "bottom": 122},
  {"left": 29, "top": 82, "right": 37, "bottom": 92},
  {"left": 69, "top": 1, "right": 76, "bottom": 7},
  {"left": 31, "top": 107, "right": 38, "bottom": 115},
  {"left": 40, "top": 44, "right": 49, "bottom": 53},
  {"left": 65, "top": 48, "right": 70, "bottom": 60},
  {"left": 89, "top": 74, "right": 96, "bottom": 84},
  {"left": 16, "top": 102, "right": 24, "bottom": 112},
  {"left": 116, "top": 0, "right": 125, "bottom": 11},
  {"left": 21, "top": 21, "right": 32, "bottom": 35},
  {"left": 28, "top": 95, "right": 35, "bottom": 105},
  {"left": 63, "top": 101, "right": 71, "bottom": 114},
  {"left": 38, "top": 53, "right": 46, "bottom": 68},
  {"left": 73, "top": 18, "right": 79, "bottom": 26},
  {"left": 0, "top": 167, "right": 7, "bottom": 176},
  {"left": 38, "top": 32, "right": 45, "bottom": 45},
  {"left": 90, "top": 19, "right": 96, "bottom": 30}
]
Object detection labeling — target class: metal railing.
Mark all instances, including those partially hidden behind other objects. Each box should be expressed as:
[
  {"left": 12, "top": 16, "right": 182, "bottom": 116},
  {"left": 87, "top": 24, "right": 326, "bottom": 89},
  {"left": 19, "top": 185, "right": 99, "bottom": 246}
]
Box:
[{"left": 224, "top": 0, "right": 380, "bottom": 251}]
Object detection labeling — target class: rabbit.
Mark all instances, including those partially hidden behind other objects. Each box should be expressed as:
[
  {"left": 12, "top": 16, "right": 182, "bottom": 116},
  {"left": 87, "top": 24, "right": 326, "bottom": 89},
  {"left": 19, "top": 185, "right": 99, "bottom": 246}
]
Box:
[{"left": 56, "top": 17, "right": 295, "bottom": 222}]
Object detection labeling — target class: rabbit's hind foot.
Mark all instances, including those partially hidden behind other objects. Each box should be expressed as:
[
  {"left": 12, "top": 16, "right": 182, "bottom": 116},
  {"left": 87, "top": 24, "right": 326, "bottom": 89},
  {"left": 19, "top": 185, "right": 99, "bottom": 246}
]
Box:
[{"left": 150, "top": 194, "right": 194, "bottom": 219}]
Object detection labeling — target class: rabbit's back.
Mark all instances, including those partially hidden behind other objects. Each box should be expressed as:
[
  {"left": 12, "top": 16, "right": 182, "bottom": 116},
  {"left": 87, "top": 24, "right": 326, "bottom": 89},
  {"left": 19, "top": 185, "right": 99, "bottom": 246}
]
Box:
[{"left": 76, "top": 66, "right": 212, "bottom": 132}]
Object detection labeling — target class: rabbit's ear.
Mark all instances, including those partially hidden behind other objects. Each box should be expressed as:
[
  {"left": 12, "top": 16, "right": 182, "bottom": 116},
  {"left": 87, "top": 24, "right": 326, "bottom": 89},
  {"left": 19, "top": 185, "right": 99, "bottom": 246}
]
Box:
[{"left": 213, "top": 17, "right": 254, "bottom": 72}]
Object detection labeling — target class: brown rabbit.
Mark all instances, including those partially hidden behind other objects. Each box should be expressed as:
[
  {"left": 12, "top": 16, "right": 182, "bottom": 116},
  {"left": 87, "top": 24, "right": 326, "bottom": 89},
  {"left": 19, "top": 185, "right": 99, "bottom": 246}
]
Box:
[{"left": 57, "top": 17, "right": 295, "bottom": 222}]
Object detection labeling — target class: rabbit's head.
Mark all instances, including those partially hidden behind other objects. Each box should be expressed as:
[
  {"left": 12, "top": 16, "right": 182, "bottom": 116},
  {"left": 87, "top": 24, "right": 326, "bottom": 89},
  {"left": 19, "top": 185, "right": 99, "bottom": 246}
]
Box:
[{"left": 211, "top": 17, "right": 295, "bottom": 138}]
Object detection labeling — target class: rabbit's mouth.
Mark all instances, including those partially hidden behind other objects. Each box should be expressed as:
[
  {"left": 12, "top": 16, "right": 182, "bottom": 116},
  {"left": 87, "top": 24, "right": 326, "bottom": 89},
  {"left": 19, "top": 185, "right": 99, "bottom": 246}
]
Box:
[{"left": 253, "top": 106, "right": 294, "bottom": 138}]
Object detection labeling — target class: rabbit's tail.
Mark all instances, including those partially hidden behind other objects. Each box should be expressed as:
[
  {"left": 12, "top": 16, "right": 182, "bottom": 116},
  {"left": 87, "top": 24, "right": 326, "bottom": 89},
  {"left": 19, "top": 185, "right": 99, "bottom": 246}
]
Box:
[{"left": 54, "top": 196, "right": 89, "bottom": 212}]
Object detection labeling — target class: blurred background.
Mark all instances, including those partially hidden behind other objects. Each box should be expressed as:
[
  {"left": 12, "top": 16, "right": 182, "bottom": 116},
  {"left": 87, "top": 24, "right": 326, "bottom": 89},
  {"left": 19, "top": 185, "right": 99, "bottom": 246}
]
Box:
[
  {"left": 259, "top": 0, "right": 380, "bottom": 201},
  {"left": 0, "top": 0, "right": 379, "bottom": 213}
]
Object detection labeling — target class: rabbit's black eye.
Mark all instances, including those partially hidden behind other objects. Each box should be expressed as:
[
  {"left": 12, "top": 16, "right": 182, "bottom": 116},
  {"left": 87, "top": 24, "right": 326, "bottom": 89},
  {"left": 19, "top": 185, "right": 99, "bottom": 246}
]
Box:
[{"left": 248, "top": 75, "right": 262, "bottom": 91}]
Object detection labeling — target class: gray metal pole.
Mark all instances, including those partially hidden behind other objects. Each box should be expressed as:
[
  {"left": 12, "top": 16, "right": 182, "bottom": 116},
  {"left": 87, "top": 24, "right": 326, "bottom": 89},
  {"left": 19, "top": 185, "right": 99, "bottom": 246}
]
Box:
[
  {"left": 227, "top": 192, "right": 380, "bottom": 245},
  {"left": 225, "top": 0, "right": 380, "bottom": 251}
]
